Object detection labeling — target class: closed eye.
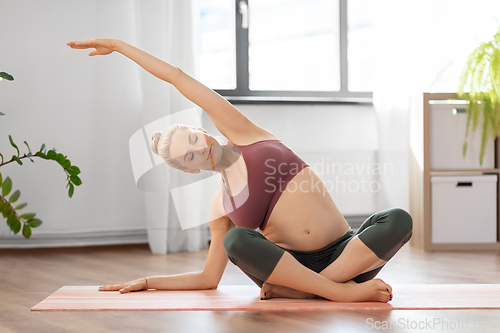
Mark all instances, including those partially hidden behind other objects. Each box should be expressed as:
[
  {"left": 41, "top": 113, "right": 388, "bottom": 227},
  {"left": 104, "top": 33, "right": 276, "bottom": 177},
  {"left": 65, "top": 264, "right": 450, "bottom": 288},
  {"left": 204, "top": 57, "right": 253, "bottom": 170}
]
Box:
[{"left": 191, "top": 133, "right": 197, "bottom": 160}]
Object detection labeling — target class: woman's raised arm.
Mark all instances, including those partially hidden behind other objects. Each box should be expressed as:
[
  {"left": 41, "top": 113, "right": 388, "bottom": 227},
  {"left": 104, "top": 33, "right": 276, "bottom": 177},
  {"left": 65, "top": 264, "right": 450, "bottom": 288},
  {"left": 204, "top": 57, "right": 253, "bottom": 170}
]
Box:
[{"left": 67, "top": 38, "right": 274, "bottom": 144}]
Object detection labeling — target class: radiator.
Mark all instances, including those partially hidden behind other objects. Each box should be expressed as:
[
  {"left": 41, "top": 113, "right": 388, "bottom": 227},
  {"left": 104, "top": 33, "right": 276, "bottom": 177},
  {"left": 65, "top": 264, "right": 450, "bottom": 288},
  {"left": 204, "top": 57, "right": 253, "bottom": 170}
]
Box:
[{"left": 297, "top": 151, "right": 379, "bottom": 216}]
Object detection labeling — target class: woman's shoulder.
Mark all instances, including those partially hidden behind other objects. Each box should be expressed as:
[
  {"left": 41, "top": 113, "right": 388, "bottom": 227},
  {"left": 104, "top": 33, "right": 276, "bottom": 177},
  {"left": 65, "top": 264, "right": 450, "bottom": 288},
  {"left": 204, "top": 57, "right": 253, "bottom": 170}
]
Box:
[{"left": 229, "top": 132, "right": 279, "bottom": 146}]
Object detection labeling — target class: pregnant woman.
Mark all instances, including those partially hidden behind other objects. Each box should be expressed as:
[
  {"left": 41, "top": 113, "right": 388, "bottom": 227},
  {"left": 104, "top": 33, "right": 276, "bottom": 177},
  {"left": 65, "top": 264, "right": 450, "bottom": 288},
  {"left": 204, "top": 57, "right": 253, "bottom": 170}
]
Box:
[{"left": 68, "top": 38, "right": 412, "bottom": 302}]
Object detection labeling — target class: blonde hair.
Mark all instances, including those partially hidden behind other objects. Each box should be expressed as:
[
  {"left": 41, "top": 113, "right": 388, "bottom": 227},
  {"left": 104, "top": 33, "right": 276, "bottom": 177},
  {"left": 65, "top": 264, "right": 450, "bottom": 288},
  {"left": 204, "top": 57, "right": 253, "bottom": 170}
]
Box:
[{"left": 150, "top": 124, "right": 190, "bottom": 171}]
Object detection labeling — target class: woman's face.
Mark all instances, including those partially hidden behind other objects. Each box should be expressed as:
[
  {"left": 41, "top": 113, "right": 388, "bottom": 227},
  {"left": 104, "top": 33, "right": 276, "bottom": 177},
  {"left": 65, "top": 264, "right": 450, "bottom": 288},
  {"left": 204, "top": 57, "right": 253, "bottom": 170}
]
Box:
[{"left": 169, "top": 127, "right": 221, "bottom": 173}]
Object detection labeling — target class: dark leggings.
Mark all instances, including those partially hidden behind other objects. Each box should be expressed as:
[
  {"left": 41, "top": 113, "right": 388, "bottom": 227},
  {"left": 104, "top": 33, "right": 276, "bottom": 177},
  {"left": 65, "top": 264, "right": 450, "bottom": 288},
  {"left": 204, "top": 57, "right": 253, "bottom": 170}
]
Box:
[{"left": 223, "top": 207, "right": 413, "bottom": 288}]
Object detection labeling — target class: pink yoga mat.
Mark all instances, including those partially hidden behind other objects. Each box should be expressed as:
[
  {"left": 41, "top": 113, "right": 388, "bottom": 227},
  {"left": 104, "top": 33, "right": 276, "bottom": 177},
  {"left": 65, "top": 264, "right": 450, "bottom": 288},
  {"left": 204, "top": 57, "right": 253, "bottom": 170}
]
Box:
[{"left": 31, "top": 284, "right": 500, "bottom": 311}]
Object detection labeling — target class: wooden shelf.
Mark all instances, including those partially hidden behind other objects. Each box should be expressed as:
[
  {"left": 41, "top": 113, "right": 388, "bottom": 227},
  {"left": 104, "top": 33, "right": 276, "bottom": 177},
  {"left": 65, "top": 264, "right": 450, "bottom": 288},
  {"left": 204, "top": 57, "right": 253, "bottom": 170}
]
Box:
[
  {"left": 409, "top": 93, "right": 500, "bottom": 251},
  {"left": 430, "top": 169, "right": 500, "bottom": 175}
]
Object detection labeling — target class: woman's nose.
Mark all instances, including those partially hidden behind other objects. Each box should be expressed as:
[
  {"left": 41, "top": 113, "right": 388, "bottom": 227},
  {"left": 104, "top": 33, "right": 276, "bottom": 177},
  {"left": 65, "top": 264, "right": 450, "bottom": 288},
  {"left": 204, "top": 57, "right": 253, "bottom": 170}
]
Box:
[{"left": 196, "top": 146, "right": 209, "bottom": 156}]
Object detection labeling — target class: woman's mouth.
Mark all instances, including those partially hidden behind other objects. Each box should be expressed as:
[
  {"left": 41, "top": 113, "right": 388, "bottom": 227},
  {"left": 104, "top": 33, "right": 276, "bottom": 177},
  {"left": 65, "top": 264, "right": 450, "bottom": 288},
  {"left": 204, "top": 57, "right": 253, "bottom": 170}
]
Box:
[{"left": 207, "top": 146, "right": 212, "bottom": 160}]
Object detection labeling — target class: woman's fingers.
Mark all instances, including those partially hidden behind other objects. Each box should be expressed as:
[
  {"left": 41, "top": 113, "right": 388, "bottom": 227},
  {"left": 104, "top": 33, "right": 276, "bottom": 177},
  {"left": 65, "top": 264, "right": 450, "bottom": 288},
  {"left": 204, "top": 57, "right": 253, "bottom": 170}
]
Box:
[
  {"left": 99, "top": 283, "right": 124, "bottom": 291},
  {"left": 99, "top": 277, "right": 146, "bottom": 294},
  {"left": 67, "top": 41, "right": 93, "bottom": 49},
  {"left": 119, "top": 281, "right": 144, "bottom": 294},
  {"left": 68, "top": 41, "right": 114, "bottom": 56}
]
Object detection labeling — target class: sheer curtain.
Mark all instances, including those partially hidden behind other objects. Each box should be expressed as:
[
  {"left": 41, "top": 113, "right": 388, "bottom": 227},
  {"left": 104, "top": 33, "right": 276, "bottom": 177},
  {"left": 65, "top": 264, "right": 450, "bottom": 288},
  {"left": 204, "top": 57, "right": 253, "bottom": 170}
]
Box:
[
  {"left": 372, "top": 0, "right": 500, "bottom": 211},
  {"left": 132, "top": 0, "right": 210, "bottom": 254}
]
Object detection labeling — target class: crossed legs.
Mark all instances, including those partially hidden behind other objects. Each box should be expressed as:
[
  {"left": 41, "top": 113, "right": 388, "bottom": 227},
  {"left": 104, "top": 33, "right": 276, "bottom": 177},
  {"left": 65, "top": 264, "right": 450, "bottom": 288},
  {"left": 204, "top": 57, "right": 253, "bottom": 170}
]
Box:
[
  {"left": 262, "top": 236, "right": 388, "bottom": 300},
  {"left": 223, "top": 208, "right": 413, "bottom": 302}
]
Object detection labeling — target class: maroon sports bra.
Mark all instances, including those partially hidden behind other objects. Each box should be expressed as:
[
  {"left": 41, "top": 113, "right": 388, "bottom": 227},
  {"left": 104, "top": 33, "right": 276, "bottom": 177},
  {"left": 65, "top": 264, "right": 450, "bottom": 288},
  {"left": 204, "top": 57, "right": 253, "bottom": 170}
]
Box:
[{"left": 222, "top": 139, "right": 309, "bottom": 230}]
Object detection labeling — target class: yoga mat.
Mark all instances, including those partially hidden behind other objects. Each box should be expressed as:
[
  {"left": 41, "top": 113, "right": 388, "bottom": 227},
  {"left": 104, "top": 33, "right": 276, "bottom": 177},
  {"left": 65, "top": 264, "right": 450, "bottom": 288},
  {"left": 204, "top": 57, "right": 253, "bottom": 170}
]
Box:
[{"left": 31, "top": 284, "right": 500, "bottom": 311}]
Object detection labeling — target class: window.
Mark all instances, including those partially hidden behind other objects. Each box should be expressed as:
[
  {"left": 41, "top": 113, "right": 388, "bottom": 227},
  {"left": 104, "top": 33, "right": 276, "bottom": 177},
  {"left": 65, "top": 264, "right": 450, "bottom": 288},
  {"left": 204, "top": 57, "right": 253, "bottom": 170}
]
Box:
[{"left": 196, "top": 0, "right": 373, "bottom": 103}]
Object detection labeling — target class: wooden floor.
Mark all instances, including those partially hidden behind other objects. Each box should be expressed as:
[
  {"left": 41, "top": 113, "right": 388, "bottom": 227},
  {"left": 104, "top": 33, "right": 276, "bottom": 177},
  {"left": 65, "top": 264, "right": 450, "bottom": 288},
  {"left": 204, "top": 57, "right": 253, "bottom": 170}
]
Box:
[{"left": 1, "top": 243, "right": 500, "bottom": 333}]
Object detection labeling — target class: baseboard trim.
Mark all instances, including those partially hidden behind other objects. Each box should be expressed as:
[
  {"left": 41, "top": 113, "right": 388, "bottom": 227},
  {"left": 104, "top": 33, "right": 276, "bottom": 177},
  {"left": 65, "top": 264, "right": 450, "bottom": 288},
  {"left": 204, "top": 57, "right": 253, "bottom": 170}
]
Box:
[{"left": 0, "top": 228, "right": 147, "bottom": 249}]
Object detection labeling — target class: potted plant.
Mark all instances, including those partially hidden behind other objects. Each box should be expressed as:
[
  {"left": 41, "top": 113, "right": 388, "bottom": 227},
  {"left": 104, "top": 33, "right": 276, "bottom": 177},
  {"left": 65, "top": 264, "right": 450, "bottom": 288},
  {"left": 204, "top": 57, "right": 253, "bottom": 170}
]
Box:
[
  {"left": 457, "top": 27, "right": 500, "bottom": 166},
  {"left": 0, "top": 72, "right": 82, "bottom": 238}
]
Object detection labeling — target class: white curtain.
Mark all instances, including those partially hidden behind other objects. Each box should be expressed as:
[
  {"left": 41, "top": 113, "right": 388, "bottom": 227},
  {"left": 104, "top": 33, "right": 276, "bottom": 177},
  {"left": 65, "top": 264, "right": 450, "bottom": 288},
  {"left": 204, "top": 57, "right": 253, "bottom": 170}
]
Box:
[
  {"left": 372, "top": 0, "right": 500, "bottom": 211},
  {"left": 132, "top": 0, "right": 210, "bottom": 254}
]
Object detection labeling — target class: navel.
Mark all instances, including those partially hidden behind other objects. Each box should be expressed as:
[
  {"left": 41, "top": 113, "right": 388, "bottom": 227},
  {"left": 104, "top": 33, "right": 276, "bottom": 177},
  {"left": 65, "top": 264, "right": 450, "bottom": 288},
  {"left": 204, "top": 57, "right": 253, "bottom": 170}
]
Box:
[{"left": 305, "top": 230, "right": 311, "bottom": 236}]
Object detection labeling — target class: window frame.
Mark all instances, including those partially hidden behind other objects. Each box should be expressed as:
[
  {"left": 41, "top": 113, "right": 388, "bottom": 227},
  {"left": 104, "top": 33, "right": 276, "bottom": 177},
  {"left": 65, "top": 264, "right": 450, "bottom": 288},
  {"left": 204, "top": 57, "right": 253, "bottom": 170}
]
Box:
[{"left": 214, "top": 0, "right": 373, "bottom": 104}]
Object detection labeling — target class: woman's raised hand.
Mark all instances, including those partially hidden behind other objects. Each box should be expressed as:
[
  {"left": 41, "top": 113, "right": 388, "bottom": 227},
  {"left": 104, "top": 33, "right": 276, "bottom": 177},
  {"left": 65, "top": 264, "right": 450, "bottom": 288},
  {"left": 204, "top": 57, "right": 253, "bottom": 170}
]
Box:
[
  {"left": 99, "top": 277, "right": 148, "bottom": 294},
  {"left": 67, "top": 38, "right": 118, "bottom": 56}
]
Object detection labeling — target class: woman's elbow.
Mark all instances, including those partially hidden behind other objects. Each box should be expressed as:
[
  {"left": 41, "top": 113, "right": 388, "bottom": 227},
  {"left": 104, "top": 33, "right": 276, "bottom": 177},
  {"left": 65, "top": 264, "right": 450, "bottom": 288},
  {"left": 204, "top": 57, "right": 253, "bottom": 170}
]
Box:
[{"left": 167, "top": 66, "right": 184, "bottom": 85}]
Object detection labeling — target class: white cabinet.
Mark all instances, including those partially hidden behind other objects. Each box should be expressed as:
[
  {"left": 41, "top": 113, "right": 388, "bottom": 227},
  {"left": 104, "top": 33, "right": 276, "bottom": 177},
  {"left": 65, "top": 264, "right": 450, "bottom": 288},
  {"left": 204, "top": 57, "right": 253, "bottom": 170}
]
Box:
[
  {"left": 409, "top": 93, "right": 500, "bottom": 251},
  {"left": 429, "top": 102, "right": 495, "bottom": 169},
  {"left": 431, "top": 175, "right": 497, "bottom": 244}
]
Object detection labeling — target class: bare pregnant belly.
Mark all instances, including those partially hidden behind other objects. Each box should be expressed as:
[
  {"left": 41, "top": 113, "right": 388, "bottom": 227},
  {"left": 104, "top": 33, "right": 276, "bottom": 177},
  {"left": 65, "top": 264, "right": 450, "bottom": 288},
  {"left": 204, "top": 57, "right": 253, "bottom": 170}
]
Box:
[{"left": 261, "top": 167, "right": 351, "bottom": 252}]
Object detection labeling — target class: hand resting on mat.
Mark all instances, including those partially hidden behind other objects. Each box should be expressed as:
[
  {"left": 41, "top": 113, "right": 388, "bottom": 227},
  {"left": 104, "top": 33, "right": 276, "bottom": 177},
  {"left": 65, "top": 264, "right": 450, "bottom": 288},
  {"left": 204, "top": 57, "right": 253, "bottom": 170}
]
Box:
[{"left": 99, "top": 278, "right": 147, "bottom": 294}]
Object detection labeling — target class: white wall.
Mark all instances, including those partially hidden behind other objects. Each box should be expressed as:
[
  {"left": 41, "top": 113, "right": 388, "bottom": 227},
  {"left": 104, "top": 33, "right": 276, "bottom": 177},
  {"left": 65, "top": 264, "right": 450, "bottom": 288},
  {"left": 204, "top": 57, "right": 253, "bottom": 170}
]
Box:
[
  {"left": 0, "top": 0, "right": 147, "bottom": 246},
  {"left": 216, "top": 104, "right": 379, "bottom": 153}
]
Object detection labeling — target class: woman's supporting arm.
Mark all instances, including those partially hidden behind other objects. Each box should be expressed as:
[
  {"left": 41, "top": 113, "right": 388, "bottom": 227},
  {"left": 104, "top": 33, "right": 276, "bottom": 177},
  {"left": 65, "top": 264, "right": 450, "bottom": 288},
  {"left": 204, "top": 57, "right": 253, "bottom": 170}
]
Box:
[
  {"left": 67, "top": 38, "right": 274, "bottom": 144},
  {"left": 146, "top": 193, "right": 233, "bottom": 291},
  {"left": 98, "top": 190, "right": 232, "bottom": 293}
]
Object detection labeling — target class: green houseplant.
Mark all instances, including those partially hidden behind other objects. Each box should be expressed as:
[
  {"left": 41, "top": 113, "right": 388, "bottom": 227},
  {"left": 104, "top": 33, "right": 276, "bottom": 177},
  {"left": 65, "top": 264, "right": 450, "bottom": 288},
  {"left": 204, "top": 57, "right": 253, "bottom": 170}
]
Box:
[
  {"left": 457, "top": 28, "right": 500, "bottom": 166},
  {"left": 0, "top": 72, "right": 82, "bottom": 238}
]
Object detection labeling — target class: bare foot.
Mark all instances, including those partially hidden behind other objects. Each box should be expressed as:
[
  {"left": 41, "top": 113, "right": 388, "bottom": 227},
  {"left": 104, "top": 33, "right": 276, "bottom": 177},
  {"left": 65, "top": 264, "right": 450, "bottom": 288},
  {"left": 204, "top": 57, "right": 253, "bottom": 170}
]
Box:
[
  {"left": 344, "top": 279, "right": 393, "bottom": 302},
  {"left": 260, "top": 282, "right": 316, "bottom": 300},
  {"left": 260, "top": 279, "right": 393, "bottom": 303}
]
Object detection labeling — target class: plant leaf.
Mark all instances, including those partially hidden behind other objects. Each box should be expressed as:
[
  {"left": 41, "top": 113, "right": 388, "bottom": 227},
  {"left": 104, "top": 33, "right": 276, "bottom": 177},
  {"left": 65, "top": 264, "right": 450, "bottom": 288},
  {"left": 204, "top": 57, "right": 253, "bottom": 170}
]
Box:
[
  {"left": 55, "top": 153, "right": 65, "bottom": 163},
  {"left": 8, "top": 135, "right": 20, "bottom": 156},
  {"left": 11, "top": 218, "right": 22, "bottom": 234},
  {"left": 0, "top": 153, "right": 3, "bottom": 164},
  {"left": 0, "top": 111, "right": 5, "bottom": 116},
  {"left": 0, "top": 72, "right": 14, "bottom": 81},
  {"left": 68, "top": 183, "right": 74, "bottom": 198},
  {"left": 22, "top": 224, "right": 32, "bottom": 239},
  {"left": 12, "top": 156, "right": 22, "bottom": 165},
  {"left": 0, "top": 172, "right": 2, "bottom": 186},
  {"left": 1, "top": 176, "right": 12, "bottom": 196},
  {"left": 39, "top": 144, "right": 46, "bottom": 154},
  {"left": 2, "top": 202, "right": 11, "bottom": 218},
  {"left": 67, "top": 166, "right": 81, "bottom": 175},
  {"left": 70, "top": 175, "right": 82, "bottom": 186},
  {"left": 9, "top": 190, "right": 20, "bottom": 203},
  {"left": 15, "top": 202, "right": 27, "bottom": 210},
  {"left": 27, "top": 218, "right": 42, "bottom": 228},
  {"left": 35, "top": 152, "right": 48, "bottom": 160},
  {"left": 7, "top": 210, "right": 16, "bottom": 227},
  {"left": 20, "top": 212, "right": 36, "bottom": 220},
  {"left": 24, "top": 141, "right": 32, "bottom": 155},
  {"left": 60, "top": 160, "right": 71, "bottom": 169},
  {"left": 46, "top": 150, "right": 57, "bottom": 159}
]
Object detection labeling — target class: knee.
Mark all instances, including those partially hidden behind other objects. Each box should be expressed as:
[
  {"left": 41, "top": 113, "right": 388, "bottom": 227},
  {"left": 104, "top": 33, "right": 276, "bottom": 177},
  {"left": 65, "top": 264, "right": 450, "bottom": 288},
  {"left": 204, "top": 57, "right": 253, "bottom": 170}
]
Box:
[
  {"left": 387, "top": 208, "right": 413, "bottom": 240},
  {"left": 223, "top": 227, "right": 255, "bottom": 258}
]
